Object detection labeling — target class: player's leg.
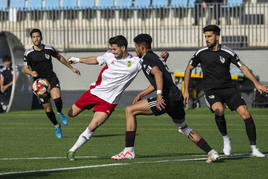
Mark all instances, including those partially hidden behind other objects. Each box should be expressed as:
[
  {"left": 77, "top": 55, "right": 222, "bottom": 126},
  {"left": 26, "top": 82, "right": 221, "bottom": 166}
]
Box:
[
  {"left": 205, "top": 90, "right": 231, "bottom": 156},
  {"left": 67, "top": 111, "right": 108, "bottom": 161},
  {"left": 211, "top": 102, "right": 231, "bottom": 156},
  {"left": 49, "top": 78, "right": 68, "bottom": 125},
  {"left": 68, "top": 103, "right": 83, "bottom": 117},
  {"left": 42, "top": 100, "right": 62, "bottom": 138},
  {"left": 111, "top": 98, "right": 154, "bottom": 160},
  {"left": 236, "top": 105, "right": 265, "bottom": 157}
]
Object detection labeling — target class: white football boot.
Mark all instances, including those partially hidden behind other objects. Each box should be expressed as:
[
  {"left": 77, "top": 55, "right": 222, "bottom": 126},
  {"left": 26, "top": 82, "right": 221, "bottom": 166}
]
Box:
[
  {"left": 250, "top": 146, "right": 265, "bottom": 157},
  {"left": 111, "top": 149, "right": 135, "bottom": 160},
  {"left": 206, "top": 149, "right": 220, "bottom": 163}
]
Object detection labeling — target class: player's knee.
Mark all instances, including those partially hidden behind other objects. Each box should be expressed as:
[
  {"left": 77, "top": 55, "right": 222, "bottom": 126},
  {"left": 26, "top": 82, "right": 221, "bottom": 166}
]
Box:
[
  {"left": 175, "top": 121, "right": 192, "bottom": 137},
  {"left": 125, "top": 105, "right": 135, "bottom": 116},
  {"left": 214, "top": 108, "right": 224, "bottom": 116}
]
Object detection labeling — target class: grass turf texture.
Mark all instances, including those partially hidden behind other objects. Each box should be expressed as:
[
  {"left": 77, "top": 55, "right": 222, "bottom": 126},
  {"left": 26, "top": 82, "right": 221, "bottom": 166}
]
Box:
[{"left": 0, "top": 108, "right": 267, "bottom": 179}]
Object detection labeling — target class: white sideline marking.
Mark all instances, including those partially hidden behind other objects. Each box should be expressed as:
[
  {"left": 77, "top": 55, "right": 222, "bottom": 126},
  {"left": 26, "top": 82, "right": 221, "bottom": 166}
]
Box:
[
  {"left": 0, "top": 153, "right": 263, "bottom": 176},
  {"left": 0, "top": 158, "right": 208, "bottom": 176},
  {"left": 0, "top": 154, "right": 208, "bottom": 161}
]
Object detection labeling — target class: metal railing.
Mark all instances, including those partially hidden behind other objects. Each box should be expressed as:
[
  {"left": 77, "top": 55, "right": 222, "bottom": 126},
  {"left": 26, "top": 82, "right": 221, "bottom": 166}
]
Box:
[{"left": 0, "top": 2, "right": 267, "bottom": 50}]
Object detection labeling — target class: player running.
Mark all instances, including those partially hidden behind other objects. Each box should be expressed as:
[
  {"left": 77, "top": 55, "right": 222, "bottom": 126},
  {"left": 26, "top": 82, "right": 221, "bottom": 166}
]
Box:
[{"left": 23, "top": 28, "right": 80, "bottom": 138}]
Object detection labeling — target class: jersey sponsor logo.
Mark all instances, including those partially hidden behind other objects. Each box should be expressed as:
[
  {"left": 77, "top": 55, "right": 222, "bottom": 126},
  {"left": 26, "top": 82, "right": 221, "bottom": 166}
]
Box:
[
  {"left": 220, "top": 56, "right": 225, "bottom": 64},
  {"left": 208, "top": 95, "right": 215, "bottom": 99},
  {"left": 45, "top": 54, "right": 50, "bottom": 60}
]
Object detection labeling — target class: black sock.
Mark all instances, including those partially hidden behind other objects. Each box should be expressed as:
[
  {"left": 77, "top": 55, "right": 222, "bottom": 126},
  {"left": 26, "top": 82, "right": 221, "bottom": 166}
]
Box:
[
  {"left": 54, "top": 97, "right": 63, "bottom": 114},
  {"left": 125, "top": 131, "right": 136, "bottom": 147},
  {"left": 196, "top": 138, "right": 212, "bottom": 153},
  {"left": 46, "top": 111, "right": 58, "bottom": 125},
  {"left": 215, "top": 114, "right": 227, "bottom": 136},
  {"left": 244, "top": 116, "right": 256, "bottom": 145}
]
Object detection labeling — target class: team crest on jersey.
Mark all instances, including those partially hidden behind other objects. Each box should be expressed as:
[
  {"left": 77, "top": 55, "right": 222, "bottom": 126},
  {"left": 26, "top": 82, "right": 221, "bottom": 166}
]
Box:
[
  {"left": 127, "top": 61, "right": 132, "bottom": 67},
  {"left": 219, "top": 56, "right": 225, "bottom": 64},
  {"left": 45, "top": 54, "right": 50, "bottom": 59},
  {"left": 209, "top": 95, "right": 215, "bottom": 99}
]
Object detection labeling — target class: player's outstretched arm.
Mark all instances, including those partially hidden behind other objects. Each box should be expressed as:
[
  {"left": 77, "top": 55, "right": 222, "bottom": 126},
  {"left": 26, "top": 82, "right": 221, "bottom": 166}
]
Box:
[
  {"left": 151, "top": 66, "right": 166, "bottom": 110},
  {"left": 240, "top": 65, "right": 268, "bottom": 94},
  {"left": 58, "top": 55, "right": 80, "bottom": 75},
  {"left": 183, "top": 64, "right": 194, "bottom": 105},
  {"left": 132, "top": 85, "right": 155, "bottom": 104},
  {"left": 68, "top": 56, "right": 98, "bottom": 65}
]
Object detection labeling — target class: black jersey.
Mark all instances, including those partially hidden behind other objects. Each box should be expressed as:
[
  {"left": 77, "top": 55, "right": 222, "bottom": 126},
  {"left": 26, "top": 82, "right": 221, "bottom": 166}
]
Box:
[
  {"left": 24, "top": 44, "right": 60, "bottom": 78},
  {"left": 142, "top": 50, "right": 177, "bottom": 96},
  {"left": 189, "top": 45, "right": 243, "bottom": 91},
  {"left": 0, "top": 66, "right": 13, "bottom": 85}
]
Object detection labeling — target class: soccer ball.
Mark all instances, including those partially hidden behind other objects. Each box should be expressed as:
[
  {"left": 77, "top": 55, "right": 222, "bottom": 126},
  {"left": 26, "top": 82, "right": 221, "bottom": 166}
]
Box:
[{"left": 32, "top": 78, "right": 50, "bottom": 97}]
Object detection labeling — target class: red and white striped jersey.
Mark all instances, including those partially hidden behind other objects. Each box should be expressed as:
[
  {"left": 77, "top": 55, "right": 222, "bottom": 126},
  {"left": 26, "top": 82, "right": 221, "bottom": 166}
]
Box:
[{"left": 90, "top": 51, "right": 142, "bottom": 104}]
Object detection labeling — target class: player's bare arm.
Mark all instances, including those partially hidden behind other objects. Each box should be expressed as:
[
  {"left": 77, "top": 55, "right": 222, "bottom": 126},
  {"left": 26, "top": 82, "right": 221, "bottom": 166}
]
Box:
[
  {"left": 150, "top": 66, "right": 165, "bottom": 110},
  {"left": 132, "top": 85, "right": 155, "bottom": 104},
  {"left": 58, "top": 55, "right": 80, "bottom": 75},
  {"left": 183, "top": 64, "right": 194, "bottom": 105},
  {"left": 240, "top": 64, "right": 268, "bottom": 94},
  {"left": 68, "top": 56, "right": 98, "bottom": 65},
  {"left": 23, "top": 65, "right": 38, "bottom": 77}
]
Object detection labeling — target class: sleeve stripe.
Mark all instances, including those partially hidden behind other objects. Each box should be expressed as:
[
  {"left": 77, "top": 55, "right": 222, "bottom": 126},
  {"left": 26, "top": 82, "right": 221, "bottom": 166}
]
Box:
[
  {"left": 24, "top": 48, "right": 34, "bottom": 56},
  {"left": 194, "top": 47, "right": 208, "bottom": 56},
  {"left": 221, "top": 48, "right": 235, "bottom": 56}
]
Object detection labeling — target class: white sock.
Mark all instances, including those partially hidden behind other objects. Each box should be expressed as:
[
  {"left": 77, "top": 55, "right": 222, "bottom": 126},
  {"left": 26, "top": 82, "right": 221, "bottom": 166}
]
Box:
[
  {"left": 54, "top": 123, "right": 60, "bottom": 128},
  {"left": 223, "top": 135, "right": 230, "bottom": 141},
  {"left": 69, "top": 128, "right": 94, "bottom": 152},
  {"left": 124, "top": 147, "right": 134, "bottom": 152},
  {"left": 250, "top": 145, "right": 257, "bottom": 151}
]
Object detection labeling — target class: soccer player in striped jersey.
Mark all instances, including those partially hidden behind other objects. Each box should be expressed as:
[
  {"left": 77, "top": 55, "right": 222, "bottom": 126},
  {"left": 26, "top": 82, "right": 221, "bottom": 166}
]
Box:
[{"left": 184, "top": 25, "right": 268, "bottom": 157}]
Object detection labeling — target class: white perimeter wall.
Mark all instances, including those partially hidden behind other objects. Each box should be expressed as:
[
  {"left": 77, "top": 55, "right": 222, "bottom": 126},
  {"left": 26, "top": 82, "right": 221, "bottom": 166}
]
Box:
[{"left": 54, "top": 50, "right": 268, "bottom": 91}]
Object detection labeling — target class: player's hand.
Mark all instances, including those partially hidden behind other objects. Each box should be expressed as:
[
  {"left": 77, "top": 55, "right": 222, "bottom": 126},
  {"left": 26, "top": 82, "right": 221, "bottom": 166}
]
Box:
[
  {"left": 71, "top": 67, "right": 81, "bottom": 75},
  {"left": 255, "top": 83, "right": 268, "bottom": 94},
  {"left": 31, "top": 71, "right": 38, "bottom": 77},
  {"left": 132, "top": 94, "right": 142, "bottom": 104},
  {"left": 183, "top": 91, "right": 189, "bottom": 105},
  {"left": 156, "top": 94, "right": 166, "bottom": 111},
  {"left": 160, "top": 51, "right": 169, "bottom": 62},
  {"left": 68, "top": 57, "right": 80, "bottom": 64}
]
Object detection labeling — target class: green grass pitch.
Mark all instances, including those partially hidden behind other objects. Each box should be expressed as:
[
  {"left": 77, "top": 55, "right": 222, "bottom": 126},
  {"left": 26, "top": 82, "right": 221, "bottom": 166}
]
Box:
[{"left": 0, "top": 108, "right": 267, "bottom": 179}]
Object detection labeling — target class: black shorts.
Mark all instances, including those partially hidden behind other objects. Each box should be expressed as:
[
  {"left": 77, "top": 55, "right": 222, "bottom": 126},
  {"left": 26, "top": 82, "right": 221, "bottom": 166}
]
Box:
[
  {"left": 204, "top": 87, "right": 246, "bottom": 111},
  {"left": 147, "top": 87, "right": 185, "bottom": 120},
  {"left": 35, "top": 74, "right": 60, "bottom": 104}
]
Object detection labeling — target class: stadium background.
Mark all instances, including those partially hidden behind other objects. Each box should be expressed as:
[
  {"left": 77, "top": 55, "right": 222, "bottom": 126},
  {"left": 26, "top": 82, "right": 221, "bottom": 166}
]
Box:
[{"left": 0, "top": 0, "right": 268, "bottom": 109}]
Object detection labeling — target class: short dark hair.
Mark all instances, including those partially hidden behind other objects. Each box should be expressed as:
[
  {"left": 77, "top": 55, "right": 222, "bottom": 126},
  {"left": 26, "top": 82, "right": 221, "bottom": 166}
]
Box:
[
  {"left": 30, "top": 28, "right": 42, "bottom": 40},
  {"left": 203, "top": 25, "right": 221, "bottom": 35},
  {"left": 133, "top": 34, "right": 152, "bottom": 49},
  {"left": 109, "top": 35, "right": 128, "bottom": 48},
  {"left": 3, "top": 56, "right": 11, "bottom": 62}
]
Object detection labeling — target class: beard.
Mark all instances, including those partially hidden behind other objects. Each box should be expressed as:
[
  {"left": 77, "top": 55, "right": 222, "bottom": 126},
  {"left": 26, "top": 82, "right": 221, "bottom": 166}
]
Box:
[{"left": 207, "top": 40, "right": 218, "bottom": 49}]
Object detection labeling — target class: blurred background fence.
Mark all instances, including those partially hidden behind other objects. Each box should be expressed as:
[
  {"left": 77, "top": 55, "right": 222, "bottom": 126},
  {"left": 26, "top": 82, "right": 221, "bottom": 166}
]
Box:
[{"left": 0, "top": 0, "right": 267, "bottom": 51}]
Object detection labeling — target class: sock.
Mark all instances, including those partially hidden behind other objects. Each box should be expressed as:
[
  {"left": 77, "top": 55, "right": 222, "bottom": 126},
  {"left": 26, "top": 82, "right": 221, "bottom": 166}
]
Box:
[
  {"left": 125, "top": 131, "right": 136, "bottom": 147},
  {"left": 196, "top": 138, "right": 213, "bottom": 153},
  {"left": 46, "top": 111, "right": 58, "bottom": 125},
  {"left": 250, "top": 145, "right": 257, "bottom": 151},
  {"left": 54, "top": 97, "right": 63, "bottom": 114},
  {"left": 244, "top": 116, "right": 256, "bottom": 145},
  {"left": 69, "top": 128, "right": 94, "bottom": 152},
  {"left": 215, "top": 115, "right": 227, "bottom": 136}
]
